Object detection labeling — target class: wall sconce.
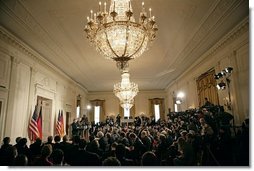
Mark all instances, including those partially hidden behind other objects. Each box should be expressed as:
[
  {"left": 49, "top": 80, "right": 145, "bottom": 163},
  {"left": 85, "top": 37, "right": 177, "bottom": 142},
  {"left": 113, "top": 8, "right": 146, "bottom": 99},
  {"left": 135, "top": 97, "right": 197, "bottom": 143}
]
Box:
[
  {"left": 175, "top": 91, "right": 184, "bottom": 104},
  {"left": 86, "top": 105, "right": 91, "bottom": 110},
  {"left": 177, "top": 92, "right": 185, "bottom": 98}
]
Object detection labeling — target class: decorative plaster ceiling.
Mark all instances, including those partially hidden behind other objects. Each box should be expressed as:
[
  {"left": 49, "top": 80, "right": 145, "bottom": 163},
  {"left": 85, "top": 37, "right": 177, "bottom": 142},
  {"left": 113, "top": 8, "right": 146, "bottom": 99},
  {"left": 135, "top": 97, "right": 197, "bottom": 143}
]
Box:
[{"left": 0, "top": 0, "right": 249, "bottom": 92}]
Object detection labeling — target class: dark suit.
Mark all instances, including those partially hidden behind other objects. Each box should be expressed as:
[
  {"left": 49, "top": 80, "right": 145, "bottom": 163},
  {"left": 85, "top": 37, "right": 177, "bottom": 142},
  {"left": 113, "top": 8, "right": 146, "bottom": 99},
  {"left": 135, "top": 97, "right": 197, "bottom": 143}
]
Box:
[
  {"left": 141, "top": 136, "right": 152, "bottom": 152},
  {"left": 59, "top": 141, "right": 72, "bottom": 164},
  {"left": 71, "top": 122, "right": 78, "bottom": 137},
  {"left": 98, "top": 137, "right": 109, "bottom": 152},
  {"left": 130, "top": 138, "right": 146, "bottom": 161},
  {"left": 70, "top": 147, "right": 101, "bottom": 166}
]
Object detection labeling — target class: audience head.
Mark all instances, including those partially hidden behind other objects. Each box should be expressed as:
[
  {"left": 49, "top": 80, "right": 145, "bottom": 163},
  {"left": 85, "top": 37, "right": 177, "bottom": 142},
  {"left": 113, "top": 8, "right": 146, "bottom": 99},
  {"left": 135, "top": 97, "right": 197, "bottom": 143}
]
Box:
[
  {"left": 15, "top": 137, "right": 22, "bottom": 144},
  {"left": 97, "top": 131, "right": 104, "bottom": 139},
  {"left": 199, "top": 118, "right": 206, "bottom": 125},
  {"left": 189, "top": 130, "right": 196, "bottom": 136},
  {"left": 161, "top": 130, "right": 167, "bottom": 137},
  {"left": 62, "top": 135, "right": 68, "bottom": 142},
  {"left": 141, "top": 151, "right": 159, "bottom": 166},
  {"left": 111, "top": 142, "right": 118, "bottom": 151},
  {"left": 54, "top": 135, "right": 61, "bottom": 143},
  {"left": 35, "top": 137, "right": 42, "bottom": 145},
  {"left": 105, "top": 132, "right": 111, "bottom": 139},
  {"left": 159, "top": 133, "right": 166, "bottom": 142},
  {"left": 102, "top": 157, "right": 121, "bottom": 166},
  {"left": 186, "top": 132, "right": 194, "bottom": 142},
  {"left": 120, "top": 131, "right": 126, "bottom": 138},
  {"left": 202, "top": 108, "right": 209, "bottom": 114},
  {"left": 141, "top": 131, "right": 147, "bottom": 139},
  {"left": 18, "top": 138, "right": 28, "bottom": 147},
  {"left": 180, "top": 130, "right": 188, "bottom": 138},
  {"left": 129, "top": 132, "right": 137, "bottom": 142},
  {"left": 47, "top": 136, "right": 53, "bottom": 143},
  {"left": 3, "top": 137, "right": 11, "bottom": 145}
]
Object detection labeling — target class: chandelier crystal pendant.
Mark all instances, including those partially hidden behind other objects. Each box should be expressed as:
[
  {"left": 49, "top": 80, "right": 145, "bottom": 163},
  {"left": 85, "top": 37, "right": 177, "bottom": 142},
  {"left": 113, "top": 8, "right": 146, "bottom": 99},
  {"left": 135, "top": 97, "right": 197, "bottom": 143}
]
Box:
[
  {"left": 84, "top": 0, "right": 158, "bottom": 70},
  {"left": 120, "top": 99, "right": 134, "bottom": 109},
  {"left": 113, "top": 70, "right": 138, "bottom": 109}
]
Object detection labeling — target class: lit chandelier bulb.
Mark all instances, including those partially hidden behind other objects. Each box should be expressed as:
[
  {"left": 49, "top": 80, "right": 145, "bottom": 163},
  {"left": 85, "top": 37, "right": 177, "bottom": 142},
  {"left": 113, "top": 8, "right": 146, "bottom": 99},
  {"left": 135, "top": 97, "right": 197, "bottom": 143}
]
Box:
[
  {"left": 104, "top": 2, "right": 107, "bottom": 13},
  {"left": 99, "top": 2, "right": 101, "bottom": 12}
]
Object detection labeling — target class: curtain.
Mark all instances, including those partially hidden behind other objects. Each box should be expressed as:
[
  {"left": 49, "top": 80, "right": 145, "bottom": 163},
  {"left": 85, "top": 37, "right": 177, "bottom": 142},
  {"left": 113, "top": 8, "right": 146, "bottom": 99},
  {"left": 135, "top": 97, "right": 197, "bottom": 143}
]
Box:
[
  {"left": 148, "top": 98, "right": 165, "bottom": 120},
  {"left": 89, "top": 99, "right": 105, "bottom": 122},
  {"left": 196, "top": 69, "right": 219, "bottom": 107}
]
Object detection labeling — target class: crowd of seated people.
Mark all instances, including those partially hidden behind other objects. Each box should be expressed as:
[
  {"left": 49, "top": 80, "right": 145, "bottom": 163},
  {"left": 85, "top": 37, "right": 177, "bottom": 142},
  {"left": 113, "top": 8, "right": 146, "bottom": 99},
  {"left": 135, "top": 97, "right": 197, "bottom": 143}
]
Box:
[{"left": 0, "top": 105, "right": 249, "bottom": 166}]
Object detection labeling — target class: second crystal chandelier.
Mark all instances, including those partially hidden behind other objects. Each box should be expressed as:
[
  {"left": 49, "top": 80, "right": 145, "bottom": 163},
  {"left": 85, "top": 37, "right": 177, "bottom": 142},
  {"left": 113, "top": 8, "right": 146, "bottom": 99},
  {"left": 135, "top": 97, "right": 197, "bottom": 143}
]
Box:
[{"left": 113, "top": 70, "right": 138, "bottom": 109}]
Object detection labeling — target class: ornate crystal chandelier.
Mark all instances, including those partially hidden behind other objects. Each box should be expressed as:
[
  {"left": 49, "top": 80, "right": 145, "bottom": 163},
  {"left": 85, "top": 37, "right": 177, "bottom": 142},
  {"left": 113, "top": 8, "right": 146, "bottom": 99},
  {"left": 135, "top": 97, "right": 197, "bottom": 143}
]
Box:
[
  {"left": 113, "top": 70, "right": 138, "bottom": 109},
  {"left": 84, "top": 0, "right": 158, "bottom": 70}
]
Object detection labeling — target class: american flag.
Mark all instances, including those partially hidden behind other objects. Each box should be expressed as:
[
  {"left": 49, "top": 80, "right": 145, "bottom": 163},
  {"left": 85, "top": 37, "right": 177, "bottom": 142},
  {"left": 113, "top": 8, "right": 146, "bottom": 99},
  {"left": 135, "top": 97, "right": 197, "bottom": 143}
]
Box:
[
  {"left": 56, "top": 110, "right": 64, "bottom": 137},
  {"left": 28, "top": 105, "right": 42, "bottom": 141}
]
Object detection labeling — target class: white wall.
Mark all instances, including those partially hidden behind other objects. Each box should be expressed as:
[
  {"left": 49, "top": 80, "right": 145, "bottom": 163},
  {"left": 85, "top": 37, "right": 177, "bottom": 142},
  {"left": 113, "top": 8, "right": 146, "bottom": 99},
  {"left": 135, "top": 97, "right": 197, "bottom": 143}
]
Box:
[
  {"left": 0, "top": 27, "right": 88, "bottom": 143},
  {"left": 166, "top": 18, "right": 249, "bottom": 125}
]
